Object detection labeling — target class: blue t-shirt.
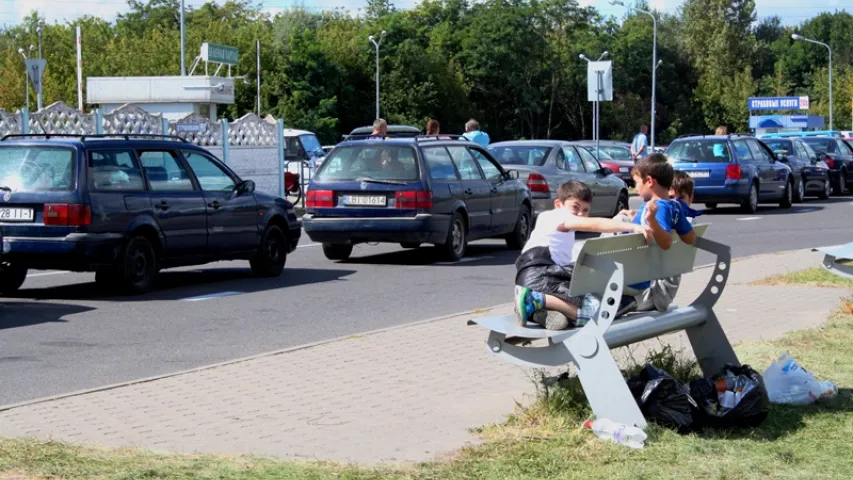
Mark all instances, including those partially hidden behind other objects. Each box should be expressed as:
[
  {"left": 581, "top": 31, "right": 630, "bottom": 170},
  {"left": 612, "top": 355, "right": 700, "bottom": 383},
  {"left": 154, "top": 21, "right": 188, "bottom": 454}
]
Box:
[
  {"left": 676, "top": 198, "right": 703, "bottom": 219},
  {"left": 630, "top": 199, "right": 694, "bottom": 289}
]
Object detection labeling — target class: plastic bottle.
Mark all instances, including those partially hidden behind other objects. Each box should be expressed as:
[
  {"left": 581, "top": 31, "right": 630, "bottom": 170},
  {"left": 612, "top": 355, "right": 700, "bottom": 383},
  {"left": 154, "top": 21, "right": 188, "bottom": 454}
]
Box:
[{"left": 583, "top": 419, "right": 647, "bottom": 449}]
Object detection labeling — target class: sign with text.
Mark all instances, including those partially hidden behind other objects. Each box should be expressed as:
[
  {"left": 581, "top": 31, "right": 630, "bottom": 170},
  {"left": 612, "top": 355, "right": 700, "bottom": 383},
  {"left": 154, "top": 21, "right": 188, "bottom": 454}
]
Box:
[
  {"left": 200, "top": 43, "right": 239, "bottom": 66},
  {"left": 586, "top": 61, "right": 613, "bottom": 102},
  {"left": 748, "top": 96, "right": 809, "bottom": 111},
  {"left": 175, "top": 122, "right": 207, "bottom": 133},
  {"left": 25, "top": 58, "right": 47, "bottom": 94}
]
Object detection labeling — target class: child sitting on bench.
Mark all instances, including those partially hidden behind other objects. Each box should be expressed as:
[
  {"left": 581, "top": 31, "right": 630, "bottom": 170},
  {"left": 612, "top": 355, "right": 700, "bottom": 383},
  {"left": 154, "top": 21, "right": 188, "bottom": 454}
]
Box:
[{"left": 514, "top": 181, "right": 650, "bottom": 330}]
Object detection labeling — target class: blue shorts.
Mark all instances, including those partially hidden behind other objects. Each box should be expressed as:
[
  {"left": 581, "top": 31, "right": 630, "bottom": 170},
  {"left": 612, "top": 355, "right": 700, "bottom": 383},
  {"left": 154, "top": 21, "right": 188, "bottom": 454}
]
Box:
[{"left": 629, "top": 281, "right": 651, "bottom": 290}]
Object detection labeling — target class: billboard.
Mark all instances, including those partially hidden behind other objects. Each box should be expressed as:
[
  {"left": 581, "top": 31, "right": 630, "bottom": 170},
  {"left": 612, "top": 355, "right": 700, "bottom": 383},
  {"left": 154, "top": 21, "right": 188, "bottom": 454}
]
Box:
[{"left": 748, "top": 96, "right": 809, "bottom": 111}]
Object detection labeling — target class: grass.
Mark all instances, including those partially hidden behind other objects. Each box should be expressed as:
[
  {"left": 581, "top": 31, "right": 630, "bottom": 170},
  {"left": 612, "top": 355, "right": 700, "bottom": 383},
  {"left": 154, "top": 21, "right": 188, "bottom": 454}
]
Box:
[
  {"left": 751, "top": 265, "right": 853, "bottom": 288},
  {"left": 3, "top": 300, "right": 853, "bottom": 479}
]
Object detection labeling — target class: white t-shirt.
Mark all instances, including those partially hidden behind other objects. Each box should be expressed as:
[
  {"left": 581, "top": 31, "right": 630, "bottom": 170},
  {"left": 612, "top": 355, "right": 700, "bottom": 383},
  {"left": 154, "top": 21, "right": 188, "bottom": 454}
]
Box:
[{"left": 522, "top": 208, "right": 576, "bottom": 266}]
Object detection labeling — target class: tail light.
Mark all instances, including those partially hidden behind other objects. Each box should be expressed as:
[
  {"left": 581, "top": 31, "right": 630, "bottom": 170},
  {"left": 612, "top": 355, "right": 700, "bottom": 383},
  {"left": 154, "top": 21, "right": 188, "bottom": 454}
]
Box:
[
  {"left": 43, "top": 204, "right": 91, "bottom": 226},
  {"left": 306, "top": 189, "right": 334, "bottom": 208},
  {"left": 527, "top": 172, "right": 550, "bottom": 193},
  {"left": 725, "top": 164, "right": 742, "bottom": 180},
  {"left": 824, "top": 156, "right": 836, "bottom": 168},
  {"left": 396, "top": 191, "right": 433, "bottom": 209}
]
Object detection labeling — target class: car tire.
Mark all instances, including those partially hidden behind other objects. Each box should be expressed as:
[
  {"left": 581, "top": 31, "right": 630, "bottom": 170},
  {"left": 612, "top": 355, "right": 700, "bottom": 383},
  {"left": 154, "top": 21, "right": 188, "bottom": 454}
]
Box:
[
  {"left": 0, "top": 262, "right": 28, "bottom": 294},
  {"left": 505, "top": 205, "right": 531, "bottom": 250},
  {"left": 838, "top": 170, "right": 849, "bottom": 195},
  {"left": 611, "top": 191, "right": 630, "bottom": 218},
  {"left": 116, "top": 236, "right": 158, "bottom": 295},
  {"left": 741, "top": 183, "right": 759, "bottom": 214},
  {"left": 818, "top": 174, "right": 831, "bottom": 200},
  {"left": 705, "top": 203, "right": 718, "bottom": 210},
  {"left": 322, "top": 243, "right": 353, "bottom": 261},
  {"left": 439, "top": 212, "right": 467, "bottom": 262},
  {"left": 400, "top": 242, "right": 421, "bottom": 249},
  {"left": 795, "top": 176, "right": 805, "bottom": 203},
  {"left": 779, "top": 179, "right": 793, "bottom": 208},
  {"left": 250, "top": 225, "right": 287, "bottom": 277}
]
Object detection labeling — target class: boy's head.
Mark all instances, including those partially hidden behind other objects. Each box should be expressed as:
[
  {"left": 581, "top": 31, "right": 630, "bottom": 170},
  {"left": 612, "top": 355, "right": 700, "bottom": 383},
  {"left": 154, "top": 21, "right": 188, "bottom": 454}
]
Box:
[
  {"left": 670, "top": 170, "right": 694, "bottom": 204},
  {"left": 632, "top": 153, "right": 673, "bottom": 201},
  {"left": 555, "top": 180, "right": 593, "bottom": 217}
]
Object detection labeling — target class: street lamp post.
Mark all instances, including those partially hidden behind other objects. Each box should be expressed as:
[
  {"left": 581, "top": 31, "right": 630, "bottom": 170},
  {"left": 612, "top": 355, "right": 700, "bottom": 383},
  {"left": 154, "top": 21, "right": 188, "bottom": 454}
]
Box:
[
  {"left": 611, "top": 0, "right": 657, "bottom": 150},
  {"left": 180, "top": 0, "right": 186, "bottom": 76},
  {"left": 792, "top": 33, "right": 832, "bottom": 131},
  {"left": 579, "top": 51, "right": 610, "bottom": 146},
  {"left": 368, "top": 30, "right": 387, "bottom": 119},
  {"left": 17, "top": 48, "right": 29, "bottom": 111},
  {"left": 36, "top": 26, "right": 43, "bottom": 110}
]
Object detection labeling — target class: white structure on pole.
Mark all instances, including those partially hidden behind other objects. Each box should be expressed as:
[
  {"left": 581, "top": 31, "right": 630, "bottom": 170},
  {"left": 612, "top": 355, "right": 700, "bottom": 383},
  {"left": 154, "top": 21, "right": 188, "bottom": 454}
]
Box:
[
  {"left": 76, "top": 26, "right": 84, "bottom": 112},
  {"left": 792, "top": 33, "right": 833, "bottom": 131},
  {"left": 611, "top": 0, "right": 657, "bottom": 151},
  {"left": 368, "top": 30, "right": 387, "bottom": 119},
  {"left": 580, "top": 51, "right": 610, "bottom": 146}
]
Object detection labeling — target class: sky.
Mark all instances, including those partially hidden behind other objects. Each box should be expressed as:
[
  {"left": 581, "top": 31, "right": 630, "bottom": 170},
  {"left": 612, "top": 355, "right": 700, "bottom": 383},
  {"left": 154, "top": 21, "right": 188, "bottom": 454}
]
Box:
[{"left": 1, "top": 0, "right": 851, "bottom": 27}]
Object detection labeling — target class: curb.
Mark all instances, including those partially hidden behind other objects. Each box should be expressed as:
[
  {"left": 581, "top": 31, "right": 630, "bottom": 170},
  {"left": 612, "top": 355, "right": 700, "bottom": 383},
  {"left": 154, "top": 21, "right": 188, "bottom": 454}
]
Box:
[{"left": 0, "top": 304, "right": 509, "bottom": 413}]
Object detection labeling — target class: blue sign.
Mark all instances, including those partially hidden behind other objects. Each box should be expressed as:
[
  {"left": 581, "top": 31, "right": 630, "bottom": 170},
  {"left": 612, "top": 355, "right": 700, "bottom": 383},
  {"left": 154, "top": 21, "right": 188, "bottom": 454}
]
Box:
[
  {"left": 748, "top": 96, "right": 810, "bottom": 111},
  {"left": 749, "top": 115, "right": 824, "bottom": 129}
]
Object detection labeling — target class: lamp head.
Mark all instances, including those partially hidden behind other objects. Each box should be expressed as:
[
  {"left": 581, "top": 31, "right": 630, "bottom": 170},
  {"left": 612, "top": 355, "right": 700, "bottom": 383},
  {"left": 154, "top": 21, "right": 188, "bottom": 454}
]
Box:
[
  {"left": 609, "top": 0, "right": 624, "bottom": 6},
  {"left": 381, "top": 30, "right": 387, "bottom": 37},
  {"left": 368, "top": 35, "right": 375, "bottom": 42},
  {"left": 579, "top": 54, "right": 589, "bottom": 61},
  {"left": 792, "top": 33, "right": 804, "bottom": 41},
  {"left": 17, "top": 47, "right": 24, "bottom": 54}
]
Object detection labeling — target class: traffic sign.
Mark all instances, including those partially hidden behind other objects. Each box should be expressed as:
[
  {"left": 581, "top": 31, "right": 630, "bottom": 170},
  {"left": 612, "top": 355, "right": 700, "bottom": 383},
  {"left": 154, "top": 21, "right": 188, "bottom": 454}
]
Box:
[
  {"left": 587, "top": 61, "right": 613, "bottom": 102},
  {"left": 25, "top": 58, "right": 47, "bottom": 94}
]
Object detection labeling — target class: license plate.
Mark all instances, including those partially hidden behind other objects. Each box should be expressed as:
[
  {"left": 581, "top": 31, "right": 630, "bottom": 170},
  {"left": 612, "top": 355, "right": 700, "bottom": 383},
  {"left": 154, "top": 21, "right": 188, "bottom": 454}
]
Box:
[
  {"left": 343, "top": 195, "right": 387, "bottom": 206},
  {"left": 0, "top": 208, "right": 34, "bottom": 222},
  {"left": 619, "top": 167, "right": 630, "bottom": 173},
  {"left": 687, "top": 170, "right": 710, "bottom": 178}
]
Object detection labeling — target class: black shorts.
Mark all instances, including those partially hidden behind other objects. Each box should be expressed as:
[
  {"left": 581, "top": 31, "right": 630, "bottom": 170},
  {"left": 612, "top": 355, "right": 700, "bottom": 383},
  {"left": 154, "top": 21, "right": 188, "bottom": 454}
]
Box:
[{"left": 515, "top": 246, "right": 584, "bottom": 307}]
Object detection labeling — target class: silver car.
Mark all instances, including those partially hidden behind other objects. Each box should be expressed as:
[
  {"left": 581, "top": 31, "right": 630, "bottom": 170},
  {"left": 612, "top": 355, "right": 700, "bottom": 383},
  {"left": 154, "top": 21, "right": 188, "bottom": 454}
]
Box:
[{"left": 488, "top": 140, "right": 629, "bottom": 218}]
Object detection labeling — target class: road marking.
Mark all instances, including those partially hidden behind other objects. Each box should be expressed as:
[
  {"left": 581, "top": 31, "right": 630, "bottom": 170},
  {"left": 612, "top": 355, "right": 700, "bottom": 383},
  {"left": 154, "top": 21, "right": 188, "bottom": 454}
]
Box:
[
  {"left": 737, "top": 217, "right": 761, "bottom": 221},
  {"left": 181, "top": 291, "right": 243, "bottom": 302}
]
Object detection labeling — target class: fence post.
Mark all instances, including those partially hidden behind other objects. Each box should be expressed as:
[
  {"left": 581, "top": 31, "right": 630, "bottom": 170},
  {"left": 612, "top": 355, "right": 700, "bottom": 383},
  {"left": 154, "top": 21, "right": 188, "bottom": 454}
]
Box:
[
  {"left": 277, "top": 119, "right": 285, "bottom": 198},
  {"left": 20, "top": 108, "right": 29, "bottom": 135},
  {"left": 221, "top": 118, "right": 230, "bottom": 165},
  {"left": 95, "top": 109, "right": 103, "bottom": 135},
  {"left": 162, "top": 117, "right": 169, "bottom": 136}
]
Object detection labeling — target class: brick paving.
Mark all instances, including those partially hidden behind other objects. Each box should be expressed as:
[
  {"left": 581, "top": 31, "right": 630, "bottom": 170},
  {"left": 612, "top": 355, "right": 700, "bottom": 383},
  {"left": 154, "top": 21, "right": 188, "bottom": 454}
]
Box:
[{"left": 0, "top": 249, "right": 849, "bottom": 464}]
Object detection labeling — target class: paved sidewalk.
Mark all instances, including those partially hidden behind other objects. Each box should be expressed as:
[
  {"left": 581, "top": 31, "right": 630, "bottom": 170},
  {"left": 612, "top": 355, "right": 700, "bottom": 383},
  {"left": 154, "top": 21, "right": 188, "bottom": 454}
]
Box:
[{"left": 0, "top": 249, "right": 849, "bottom": 464}]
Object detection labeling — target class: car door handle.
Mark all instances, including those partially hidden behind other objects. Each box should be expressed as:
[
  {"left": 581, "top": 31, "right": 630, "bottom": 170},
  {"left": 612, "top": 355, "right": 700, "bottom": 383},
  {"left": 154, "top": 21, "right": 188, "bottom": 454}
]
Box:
[
  {"left": 155, "top": 200, "right": 169, "bottom": 211},
  {"left": 207, "top": 200, "right": 221, "bottom": 210}
]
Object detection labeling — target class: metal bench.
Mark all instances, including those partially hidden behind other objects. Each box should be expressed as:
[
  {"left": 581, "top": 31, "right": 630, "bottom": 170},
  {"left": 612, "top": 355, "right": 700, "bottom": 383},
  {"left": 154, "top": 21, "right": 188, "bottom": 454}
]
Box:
[
  {"left": 469, "top": 225, "right": 739, "bottom": 428},
  {"left": 814, "top": 243, "right": 853, "bottom": 280}
]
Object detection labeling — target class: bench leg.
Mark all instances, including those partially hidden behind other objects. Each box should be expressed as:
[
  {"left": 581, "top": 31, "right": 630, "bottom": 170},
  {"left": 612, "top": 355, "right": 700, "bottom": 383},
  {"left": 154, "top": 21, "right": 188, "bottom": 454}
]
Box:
[
  {"left": 486, "top": 331, "right": 574, "bottom": 368},
  {"left": 823, "top": 254, "right": 853, "bottom": 279},
  {"left": 685, "top": 309, "right": 739, "bottom": 377},
  {"left": 565, "top": 328, "right": 647, "bottom": 429}
]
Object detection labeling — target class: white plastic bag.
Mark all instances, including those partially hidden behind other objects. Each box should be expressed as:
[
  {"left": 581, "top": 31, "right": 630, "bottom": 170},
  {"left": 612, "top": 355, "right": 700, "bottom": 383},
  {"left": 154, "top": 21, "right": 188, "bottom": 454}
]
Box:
[{"left": 762, "top": 353, "right": 838, "bottom": 405}]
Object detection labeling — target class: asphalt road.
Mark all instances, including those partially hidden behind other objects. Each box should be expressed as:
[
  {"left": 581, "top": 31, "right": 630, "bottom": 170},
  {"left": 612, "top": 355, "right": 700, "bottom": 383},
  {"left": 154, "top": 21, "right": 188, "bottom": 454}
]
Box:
[{"left": 1, "top": 196, "right": 852, "bottom": 405}]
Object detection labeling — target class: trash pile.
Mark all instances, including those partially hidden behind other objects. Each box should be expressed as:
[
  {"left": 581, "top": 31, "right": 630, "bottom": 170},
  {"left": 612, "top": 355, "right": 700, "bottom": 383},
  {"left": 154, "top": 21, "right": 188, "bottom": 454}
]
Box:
[{"left": 762, "top": 353, "right": 838, "bottom": 405}]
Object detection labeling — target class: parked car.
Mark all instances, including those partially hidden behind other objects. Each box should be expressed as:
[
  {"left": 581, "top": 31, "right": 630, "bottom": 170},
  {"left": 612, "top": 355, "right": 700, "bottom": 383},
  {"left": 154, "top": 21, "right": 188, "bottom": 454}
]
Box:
[
  {"left": 664, "top": 135, "right": 794, "bottom": 213},
  {"left": 343, "top": 125, "right": 421, "bottom": 141},
  {"left": 760, "top": 137, "right": 832, "bottom": 201},
  {"left": 795, "top": 137, "right": 853, "bottom": 195},
  {"left": 302, "top": 136, "right": 531, "bottom": 262},
  {"left": 575, "top": 140, "right": 634, "bottom": 162},
  {"left": 488, "top": 140, "right": 629, "bottom": 218},
  {"left": 574, "top": 143, "right": 635, "bottom": 186},
  {"left": 0, "top": 134, "right": 301, "bottom": 295}
]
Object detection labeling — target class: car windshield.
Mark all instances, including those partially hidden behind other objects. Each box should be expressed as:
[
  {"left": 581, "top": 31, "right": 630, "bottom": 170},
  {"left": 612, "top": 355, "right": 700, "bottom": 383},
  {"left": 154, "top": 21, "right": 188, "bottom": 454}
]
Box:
[
  {"left": 666, "top": 139, "right": 731, "bottom": 163},
  {"left": 763, "top": 140, "right": 793, "bottom": 155},
  {"left": 802, "top": 138, "right": 834, "bottom": 153},
  {"left": 582, "top": 147, "right": 614, "bottom": 160},
  {"left": 602, "top": 146, "right": 632, "bottom": 160},
  {"left": 315, "top": 145, "right": 419, "bottom": 181},
  {"left": 0, "top": 146, "right": 75, "bottom": 192},
  {"left": 300, "top": 134, "right": 324, "bottom": 155},
  {"left": 488, "top": 145, "right": 552, "bottom": 166}
]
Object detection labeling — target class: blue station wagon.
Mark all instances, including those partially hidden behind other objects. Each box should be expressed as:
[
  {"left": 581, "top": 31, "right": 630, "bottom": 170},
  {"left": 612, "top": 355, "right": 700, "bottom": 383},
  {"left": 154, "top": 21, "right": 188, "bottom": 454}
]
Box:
[
  {"left": 0, "top": 134, "right": 301, "bottom": 295},
  {"left": 302, "top": 136, "right": 532, "bottom": 261},
  {"left": 665, "top": 135, "right": 794, "bottom": 213}
]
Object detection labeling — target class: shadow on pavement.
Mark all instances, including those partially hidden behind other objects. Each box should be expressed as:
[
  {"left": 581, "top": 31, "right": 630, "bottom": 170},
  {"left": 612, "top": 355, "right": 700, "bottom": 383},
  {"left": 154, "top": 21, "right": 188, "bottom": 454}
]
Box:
[
  {"left": 0, "top": 301, "right": 94, "bottom": 330},
  {"left": 699, "top": 196, "right": 850, "bottom": 216},
  {"left": 6, "top": 267, "right": 356, "bottom": 302},
  {"left": 338, "top": 243, "right": 519, "bottom": 267}
]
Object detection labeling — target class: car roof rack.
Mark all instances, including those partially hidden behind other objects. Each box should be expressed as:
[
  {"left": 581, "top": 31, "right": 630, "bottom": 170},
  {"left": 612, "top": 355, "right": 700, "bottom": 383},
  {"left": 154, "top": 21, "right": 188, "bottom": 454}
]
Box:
[
  {"left": 414, "top": 134, "right": 467, "bottom": 142},
  {"left": 675, "top": 133, "right": 708, "bottom": 139},
  {"left": 1, "top": 133, "right": 188, "bottom": 143}
]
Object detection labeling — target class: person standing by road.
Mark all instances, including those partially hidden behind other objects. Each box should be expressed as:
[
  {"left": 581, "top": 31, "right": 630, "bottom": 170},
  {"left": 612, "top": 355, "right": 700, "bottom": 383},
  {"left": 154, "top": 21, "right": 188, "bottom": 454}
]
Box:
[
  {"left": 631, "top": 124, "right": 649, "bottom": 161},
  {"left": 463, "top": 119, "right": 490, "bottom": 147}
]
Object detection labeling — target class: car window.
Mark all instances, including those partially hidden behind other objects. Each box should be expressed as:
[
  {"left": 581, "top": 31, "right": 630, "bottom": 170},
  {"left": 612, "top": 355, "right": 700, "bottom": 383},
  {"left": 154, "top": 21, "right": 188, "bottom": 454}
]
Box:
[
  {"left": 837, "top": 139, "right": 853, "bottom": 155},
  {"left": 576, "top": 146, "right": 601, "bottom": 172},
  {"left": 731, "top": 140, "right": 753, "bottom": 162},
  {"left": 802, "top": 138, "right": 835, "bottom": 154},
  {"left": 300, "top": 134, "right": 323, "bottom": 156},
  {"left": 801, "top": 142, "right": 818, "bottom": 161},
  {"left": 314, "top": 145, "right": 419, "bottom": 181},
  {"left": 447, "top": 146, "right": 484, "bottom": 180},
  {"left": 469, "top": 148, "right": 502, "bottom": 181},
  {"left": 667, "top": 139, "right": 730, "bottom": 163},
  {"left": 88, "top": 149, "right": 145, "bottom": 191},
  {"left": 562, "top": 147, "right": 584, "bottom": 172},
  {"left": 423, "top": 147, "right": 459, "bottom": 181},
  {"left": 138, "top": 150, "right": 194, "bottom": 192},
  {"left": 182, "top": 150, "right": 236, "bottom": 192},
  {"left": 0, "top": 146, "right": 75, "bottom": 192},
  {"left": 487, "top": 146, "right": 551, "bottom": 166},
  {"left": 763, "top": 140, "right": 792, "bottom": 156},
  {"left": 747, "top": 140, "right": 771, "bottom": 164},
  {"left": 602, "top": 146, "right": 632, "bottom": 161},
  {"left": 794, "top": 142, "right": 809, "bottom": 160}
]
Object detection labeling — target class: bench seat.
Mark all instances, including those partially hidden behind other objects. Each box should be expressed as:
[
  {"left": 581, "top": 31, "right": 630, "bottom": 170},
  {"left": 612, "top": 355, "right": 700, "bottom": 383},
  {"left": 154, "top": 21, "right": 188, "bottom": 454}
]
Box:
[{"left": 815, "top": 243, "right": 853, "bottom": 279}]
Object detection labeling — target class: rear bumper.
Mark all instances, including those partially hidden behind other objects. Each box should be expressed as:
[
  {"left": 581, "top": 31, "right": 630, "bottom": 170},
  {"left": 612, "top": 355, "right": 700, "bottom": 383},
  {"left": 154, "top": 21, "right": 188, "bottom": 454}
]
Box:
[
  {"left": 692, "top": 183, "right": 751, "bottom": 204},
  {"left": 301, "top": 213, "right": 451, "bottom": 244},
  {"left": 1, "top": 232, "right": 124, "bottom": 271}
]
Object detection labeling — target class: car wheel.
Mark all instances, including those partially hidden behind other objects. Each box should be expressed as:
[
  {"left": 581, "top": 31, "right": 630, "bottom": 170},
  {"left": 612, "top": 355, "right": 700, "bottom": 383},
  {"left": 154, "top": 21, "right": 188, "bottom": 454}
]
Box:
[
  {"left": 779, "top": 179, "right": 793, "bottom": 208},
  {"left": 611, "top": 191, "right": 630, "bottom": 218},
  {"left": 741, "top": 183, "right": 759, "bottom": 213},
  {"left": 0, "top": 262, "right": 28, "bottom": 294},
  {"left": 117, "top": 236, "right": 158, "bottom": 295},
  {"left": 400, "top": 242, "right": 421, "bottom": 249},
  {"left": 705, "top": 203, "right": 718, "bottom": 210},
  {"left": 505, "top": 205, "right": 531, "bottom": 250},
  {"left": 818, "top": 174, "right": 831, "bottom": 200},
  {"left": 250, "top": 225, "right": 287, "bottom": 277},
  {"left": 322, "top": 243, "right": 353, "bottom": 261},
  {"left": 439, "top": 212, "right": 467, "bottom": 261},
  {"left": 840, "top": 171, "right": 848, "bottom": 195},
  {"left": 795, "top": 176, "right": 805, "bottom": 203}
]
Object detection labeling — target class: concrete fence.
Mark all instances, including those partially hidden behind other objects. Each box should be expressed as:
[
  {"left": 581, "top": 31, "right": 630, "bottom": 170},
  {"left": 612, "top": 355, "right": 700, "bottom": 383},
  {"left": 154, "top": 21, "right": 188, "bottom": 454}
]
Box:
[{"left": 0, "top": 102, "right": 286, "bottom": 197}]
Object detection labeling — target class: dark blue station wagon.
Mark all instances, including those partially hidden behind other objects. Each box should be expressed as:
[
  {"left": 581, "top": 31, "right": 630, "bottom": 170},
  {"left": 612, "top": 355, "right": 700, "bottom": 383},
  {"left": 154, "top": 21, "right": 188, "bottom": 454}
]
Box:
[
  {"left": 0, "top": 135, "right": 301, "bottom": 295},
  {"left": 302, "top": 136, "right": 532, "bottom": 261}
]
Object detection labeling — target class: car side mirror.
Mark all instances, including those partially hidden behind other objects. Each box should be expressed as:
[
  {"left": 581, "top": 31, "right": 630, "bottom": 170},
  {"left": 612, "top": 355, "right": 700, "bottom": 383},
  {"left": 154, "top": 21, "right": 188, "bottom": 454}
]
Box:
[
  {"left": 505, "top": 169, "right": 520, "bottom": 180},
  {"left": 239, "top": 179, "right": 256, "bottom": 194},
  {"left": 600, "top": 167, "right": 614, "bottom": 176}
]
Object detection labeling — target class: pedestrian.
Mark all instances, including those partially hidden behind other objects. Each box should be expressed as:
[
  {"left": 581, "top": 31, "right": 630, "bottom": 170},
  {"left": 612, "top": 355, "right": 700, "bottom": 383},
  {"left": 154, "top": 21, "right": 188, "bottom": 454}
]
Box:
[
  {"left": 371, "top": 118, "right": 388, "bottom": 137},
  {"left": 426, "top": 119, "right": 440, "bottom": 136},
  {"left": 630, "top": 124, "right": 649, "bottom": 161},
  {"left": 463, "top": 119, "right": 490, "bottom": 147},
  {"left": 713, "top": 125, "right": 728, "bottom": 157}
]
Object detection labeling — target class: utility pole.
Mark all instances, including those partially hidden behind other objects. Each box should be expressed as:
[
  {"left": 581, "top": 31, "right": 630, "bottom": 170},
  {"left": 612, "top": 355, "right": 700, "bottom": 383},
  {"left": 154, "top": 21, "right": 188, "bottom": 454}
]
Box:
[
  {"left": 368, "top": 31, "right": 387, "bottom": 119},
  {"left": 180, "top": 0, "right": 186, "bottom": 76}
]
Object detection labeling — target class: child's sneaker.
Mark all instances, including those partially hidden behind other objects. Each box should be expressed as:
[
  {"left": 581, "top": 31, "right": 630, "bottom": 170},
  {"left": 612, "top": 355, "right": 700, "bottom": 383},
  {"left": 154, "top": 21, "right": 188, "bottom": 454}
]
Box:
[
  {"left": 514, "top": 286, "right": 545, "bottom": 325},
  {"left": 574, "top": 294, "right": 601, "bottom": 327}
]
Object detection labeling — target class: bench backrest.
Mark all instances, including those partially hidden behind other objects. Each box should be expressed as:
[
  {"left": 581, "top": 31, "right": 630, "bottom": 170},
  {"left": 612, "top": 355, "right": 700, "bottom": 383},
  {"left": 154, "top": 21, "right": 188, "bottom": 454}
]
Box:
[{"left": 568, "top": 224, "right": 708, "bottom": 297}]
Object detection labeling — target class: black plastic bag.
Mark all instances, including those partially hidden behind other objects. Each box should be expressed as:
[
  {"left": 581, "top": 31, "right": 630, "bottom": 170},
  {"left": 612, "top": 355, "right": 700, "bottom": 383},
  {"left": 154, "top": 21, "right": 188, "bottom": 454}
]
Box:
[
  {"left": 627, "top": 364, "right": 699, "bottom": 432},
  {"left": 689, "top": 364, "right": 770, "bottom": 429}
]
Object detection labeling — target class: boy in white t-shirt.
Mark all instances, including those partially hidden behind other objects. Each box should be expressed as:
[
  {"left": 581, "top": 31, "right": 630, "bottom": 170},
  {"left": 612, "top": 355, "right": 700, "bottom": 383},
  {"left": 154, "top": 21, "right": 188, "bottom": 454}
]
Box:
[{"left": 514, "top": 181, "right": 651, "bottom": 330}]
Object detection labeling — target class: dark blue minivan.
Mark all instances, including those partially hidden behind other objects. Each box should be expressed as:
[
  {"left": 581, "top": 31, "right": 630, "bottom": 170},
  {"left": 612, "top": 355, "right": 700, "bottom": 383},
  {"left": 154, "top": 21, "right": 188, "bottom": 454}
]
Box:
[
  {"left": 0, "top": 134, "right": 301, "bottom": 295},
  {"left": 302, "top": 136, "right": 532, "bottom": 261}
]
